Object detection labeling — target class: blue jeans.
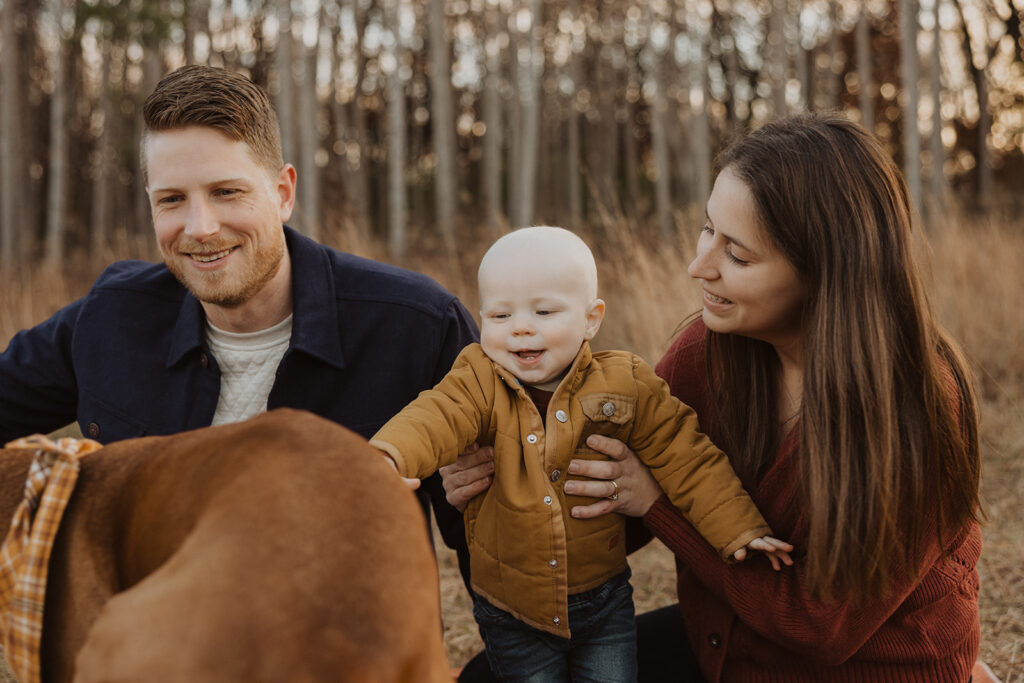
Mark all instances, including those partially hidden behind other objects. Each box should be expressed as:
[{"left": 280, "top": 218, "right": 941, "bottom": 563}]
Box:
[{"left": 472, "top": 569, "right": 638, "bottom": 683}]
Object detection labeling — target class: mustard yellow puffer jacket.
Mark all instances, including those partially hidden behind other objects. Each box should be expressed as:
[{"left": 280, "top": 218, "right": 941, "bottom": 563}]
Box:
[{"left": 371, "top": 342, "right": 770, "bottom": 637}]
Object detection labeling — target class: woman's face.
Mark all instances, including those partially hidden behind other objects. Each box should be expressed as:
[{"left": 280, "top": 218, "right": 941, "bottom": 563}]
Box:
[{"left": 688, "top": 167, "right": 807, "bottom": 350}]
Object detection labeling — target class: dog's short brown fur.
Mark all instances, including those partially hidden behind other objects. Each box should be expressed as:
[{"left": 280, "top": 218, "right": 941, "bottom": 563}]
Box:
[{"left": 0, "top": 409, "right": 451, "bottom": 682}]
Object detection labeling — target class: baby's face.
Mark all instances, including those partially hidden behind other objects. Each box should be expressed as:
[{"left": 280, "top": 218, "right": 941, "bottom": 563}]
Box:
[{"left": 479, "top": 254, "right": 602, "bottom": 391}]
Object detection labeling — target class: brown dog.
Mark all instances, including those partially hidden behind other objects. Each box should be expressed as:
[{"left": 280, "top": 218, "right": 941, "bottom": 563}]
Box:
[{"left": 0, "top": 409, "right": 451, "bottom": 682}]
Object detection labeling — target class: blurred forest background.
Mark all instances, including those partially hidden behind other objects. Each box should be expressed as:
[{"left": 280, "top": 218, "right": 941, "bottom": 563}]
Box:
[
  {"left": 1, "top": 0, "right": 1022, "bottom": 679},
  {"left": 0, "top": 0, "right": 1020, "bottom": 265}
]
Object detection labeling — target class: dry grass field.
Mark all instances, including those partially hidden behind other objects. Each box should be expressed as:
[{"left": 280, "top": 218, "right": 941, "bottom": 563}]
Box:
[{"left": 1, "top": 213, "right": 1020, "bottom": 680}]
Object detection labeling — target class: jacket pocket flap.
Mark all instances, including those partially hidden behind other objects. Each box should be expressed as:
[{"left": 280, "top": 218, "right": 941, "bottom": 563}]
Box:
[{"left": 578, "top": 394, "right": 635, "bottom": 425}]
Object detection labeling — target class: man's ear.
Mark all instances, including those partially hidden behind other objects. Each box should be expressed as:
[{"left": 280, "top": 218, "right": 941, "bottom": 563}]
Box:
[
  {"left": 584, "top": 299, "right": 606, "bottom": 340},
  {"left": 276, "top": 164, "right": 297, "bottom": 222}
]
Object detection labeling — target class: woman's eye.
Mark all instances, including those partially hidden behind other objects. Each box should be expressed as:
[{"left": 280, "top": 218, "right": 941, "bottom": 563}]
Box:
[
  {"left": 701, "top": 223, "right": 713, "bottom": 235},
  {"left": 726, "top": 250, "right": 749, "bottom": 266}
]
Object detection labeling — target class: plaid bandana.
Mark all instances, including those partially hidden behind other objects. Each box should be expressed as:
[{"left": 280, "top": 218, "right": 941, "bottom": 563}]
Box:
[{"left": 0, "top": 435, "right": 101, "bottom": 683}]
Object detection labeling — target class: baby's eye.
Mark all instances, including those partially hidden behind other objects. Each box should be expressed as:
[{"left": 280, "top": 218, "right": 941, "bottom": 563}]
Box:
[
  {"left": 536, "top": 310, "right": 552, "bottom": 316},
  {"left": 490, "top": 312, "right": 509, "bottom": 320}
]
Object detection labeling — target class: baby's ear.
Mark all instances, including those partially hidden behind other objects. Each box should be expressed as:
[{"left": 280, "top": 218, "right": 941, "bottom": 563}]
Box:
[{"left": 584, "top": 299, "right": 606, "bottom": 340}]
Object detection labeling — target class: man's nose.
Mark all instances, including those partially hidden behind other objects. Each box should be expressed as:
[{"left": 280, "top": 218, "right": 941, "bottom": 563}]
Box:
[{"left": 184, "top": 199, "right": 219, "bottom": 240}]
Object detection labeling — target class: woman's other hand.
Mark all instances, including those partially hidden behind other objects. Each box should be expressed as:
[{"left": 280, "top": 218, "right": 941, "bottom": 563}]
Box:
[
  {"left": 564, "top": 435, "right": 663, "bottom": 519},
  {"left": 439, "top": 442, "right": 495, "bottom": 512}
]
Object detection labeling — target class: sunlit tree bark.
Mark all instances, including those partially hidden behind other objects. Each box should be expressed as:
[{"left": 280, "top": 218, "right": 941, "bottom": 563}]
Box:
[
  {"left": 385, "top": 0, "right": 407, "bottom": 259},
  {"left": 296, "top": 5, "right": 320, "bottom": 240},
  {"left": 428, "top": 0, "right": 455, "bottom": 251},
  {"left": 45, "top": 0, "right": 72, "bottom": 264},
  {"left": 511, "top": 0, "right": 542, "bottom": 228},
  {"left": 899, "top": 0, "right": 922, "bottom": 211},
  {"left": 0, "top": 0, "right": 23, "bottom": 268},
  {"left": 481, "top": 2, "right": 504, "bottom": 236},
  {"left": 856, "top": 2, "right": 874, "bottom": 131}
]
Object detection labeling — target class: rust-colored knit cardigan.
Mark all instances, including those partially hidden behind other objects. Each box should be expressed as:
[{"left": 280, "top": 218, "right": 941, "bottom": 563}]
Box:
[{"left": 643, "top": 320, "right": 981, "bottom": 683}]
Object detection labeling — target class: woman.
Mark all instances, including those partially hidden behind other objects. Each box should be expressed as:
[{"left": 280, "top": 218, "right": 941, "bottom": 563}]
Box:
[{"left": 449, "top": 112, "right": 982, "bottom": 682}]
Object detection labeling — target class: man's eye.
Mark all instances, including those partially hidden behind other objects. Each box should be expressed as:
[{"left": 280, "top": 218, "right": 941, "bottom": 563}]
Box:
[
  {"left": 158, "top": 195, "right": 183, "bottom": 205},
  {"left": 215, "top": 188, "right": 239, "bottom": 197}
]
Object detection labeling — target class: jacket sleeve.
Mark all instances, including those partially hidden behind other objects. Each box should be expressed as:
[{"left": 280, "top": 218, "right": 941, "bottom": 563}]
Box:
[
  {"left": 0, "top": 298, "right": 83, "bottom": 443},
  {"left": 629, "top": 358, "right": 771, "bottom": 561},
  {"left": 370, "top": 346, "right": 492, "bottom": 479},
  {"left": 643, "top": 494, "right": 979, "bottom": 663}
]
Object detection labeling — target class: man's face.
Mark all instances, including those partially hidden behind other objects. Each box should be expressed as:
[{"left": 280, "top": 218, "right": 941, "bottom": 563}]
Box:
[{"left": 146, "top": 126, "right": 295, "bottom": 309}]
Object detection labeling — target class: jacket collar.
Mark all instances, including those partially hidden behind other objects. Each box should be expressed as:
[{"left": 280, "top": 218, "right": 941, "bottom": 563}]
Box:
[
  {"left": 165, "top": 226, "right": 346, "bottom": 370},
  {"left": 490, "top": 341, "right": 593, "bottom": 396}
]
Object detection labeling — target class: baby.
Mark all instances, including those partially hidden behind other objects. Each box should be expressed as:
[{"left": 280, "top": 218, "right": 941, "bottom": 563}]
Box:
[{"left": 371, "top": 227, "right": 790, "bottom": 681}]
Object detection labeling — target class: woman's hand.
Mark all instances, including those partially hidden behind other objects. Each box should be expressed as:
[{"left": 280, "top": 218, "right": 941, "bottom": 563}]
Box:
[
  {"left": 563, "top": 435, "right": 663, "bottom": 519},
  {"left": 438, "top": 443, "right": 495, "bottom": 512}
]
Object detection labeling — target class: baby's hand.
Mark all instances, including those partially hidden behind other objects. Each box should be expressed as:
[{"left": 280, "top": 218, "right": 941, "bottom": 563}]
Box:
[
  {"left": 732, "top": 536, "right": 794, "bottom": 571},
  {"left": 375, "top": 449, "right": 421, "bottom": 492}
]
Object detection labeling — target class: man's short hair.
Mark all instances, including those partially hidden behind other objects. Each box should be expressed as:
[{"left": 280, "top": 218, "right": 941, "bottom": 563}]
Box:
[{"left": 141, "top": 65, "right": 284, "bottom": 179}]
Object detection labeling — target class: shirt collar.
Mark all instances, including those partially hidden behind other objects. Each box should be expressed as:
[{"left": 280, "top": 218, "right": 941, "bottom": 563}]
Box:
[{"left": 165, "top": 226, "right": 346, "bottom": 370}]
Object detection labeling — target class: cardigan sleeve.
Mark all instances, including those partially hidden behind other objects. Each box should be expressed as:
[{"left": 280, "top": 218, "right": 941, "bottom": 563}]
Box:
[{"left": 370, "top": 344, "right": 492, "bottom": 479}]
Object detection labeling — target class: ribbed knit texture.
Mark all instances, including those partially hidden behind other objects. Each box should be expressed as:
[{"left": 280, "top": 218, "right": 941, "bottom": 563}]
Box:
[
  {"left": 642, "top": 321, "right": 981, "bottom": 682},
  {"left": 206, "top": 315, "right": 292, "bottom": 426}
]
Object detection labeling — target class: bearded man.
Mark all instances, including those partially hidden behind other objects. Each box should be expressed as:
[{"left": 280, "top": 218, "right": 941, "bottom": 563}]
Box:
[{"left": 0, "top": 65, "right": 478, "bottom": 580}]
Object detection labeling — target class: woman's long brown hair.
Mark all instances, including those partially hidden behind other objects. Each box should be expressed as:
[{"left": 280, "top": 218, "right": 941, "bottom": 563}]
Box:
[{"left": 707, "top": 113, "right": 981, "bottom": 601}]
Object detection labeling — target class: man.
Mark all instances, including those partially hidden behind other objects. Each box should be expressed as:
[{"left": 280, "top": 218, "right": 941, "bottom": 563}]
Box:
[{"left": 0, "top": 65, "right": 477, "bottom": 575}]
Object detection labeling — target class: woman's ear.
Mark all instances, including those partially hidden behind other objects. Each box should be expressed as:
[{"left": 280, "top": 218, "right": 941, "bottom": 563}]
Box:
[{"left": 584, "top": 299, "right": 606, "bottom": 340}]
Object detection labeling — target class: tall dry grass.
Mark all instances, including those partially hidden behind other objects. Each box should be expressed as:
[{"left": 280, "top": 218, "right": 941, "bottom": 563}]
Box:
[{"left": 1, "top": 213, "right": 1021, "bottom": 680}]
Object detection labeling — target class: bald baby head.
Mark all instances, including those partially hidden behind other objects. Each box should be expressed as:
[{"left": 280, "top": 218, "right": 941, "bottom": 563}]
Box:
[
  {"left": 478, "top": 226, "right": 599, "bottom": 301},
  {"left": 477, "top": 227, "right": 606, "bottom": 390}
]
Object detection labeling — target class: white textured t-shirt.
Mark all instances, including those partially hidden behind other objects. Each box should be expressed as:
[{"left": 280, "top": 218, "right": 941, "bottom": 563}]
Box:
[{"left": 206, "top": 315, "right": 293, "bottom": 426}]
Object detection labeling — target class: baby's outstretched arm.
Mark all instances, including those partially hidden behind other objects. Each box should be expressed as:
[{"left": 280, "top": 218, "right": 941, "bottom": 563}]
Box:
[
  {"left": 733, "top": 536, "right": 794, "bottom": 571},
  {"left": 374, "top": 448, "right": 422, "bottom": 491}
]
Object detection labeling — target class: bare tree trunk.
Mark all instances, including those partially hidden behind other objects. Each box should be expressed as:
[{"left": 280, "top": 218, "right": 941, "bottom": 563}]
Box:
[
  {"left": 276, "top": 0, "right": 296, "bottom": 165},
  {"left": 45, "top": 0, "right": 72, "bottom": 265},
  {"left": 511, "top": 0, "right": 543, "bottom": 229},
  {"left": 856, "top": 2, "right": 874, "bottom": 131},
  {"left": 296, "top": 7, "right": 320, "bottom": 240},
  {"left": 769, "top": 0, "right": 788, "bottom": 118},
  {"left": 184, "top": 0, "right": 210, "bottom": 64},
  {"left": 645, "top": 7, "right": 672, "bottom": 238},
  {"left": 136, "top": 47, "right": 163, "bottom": 239},
  {"left": 825, "top": 0, "right": 842, "bottom": 110},
  {"left": 975, "top": 68, "right": 992, "bottom": 212},
  {"left": 899, "top": 0, "right": 921, "bottom": 212},
  {"left": 482, "top": 3, "right": 503, "bottom": 235},
  {"left": 566, "top": 0, "right": 582, "bottom": 229},
  {"left": 720, "top": 9, "right": 741, "bottom": 134},
  {"left": 349, "top": 3, "right": 372, "bottom": 237},
  {"left": 91, "top": 39, "right": 113, "bottom": 257},
  {"left": 385, "top": 0, "right": 406, "bottom": 259},
  {"left": 428, "top": 0, "right": 456, "bottom": 251},
  {"left": 1, "top": 0, "right": 23, "bottom": 269},
  {"left": 928, "top": 0, "right": 946, "bottom": 215},
  {"left": 691, "top": 25, "right": 711, "bottom": 208}
]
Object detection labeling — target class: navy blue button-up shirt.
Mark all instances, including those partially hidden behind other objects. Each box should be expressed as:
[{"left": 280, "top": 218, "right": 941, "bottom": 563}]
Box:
[{"left": 1, "top": 227, "right": 479, "bottom": 573}]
